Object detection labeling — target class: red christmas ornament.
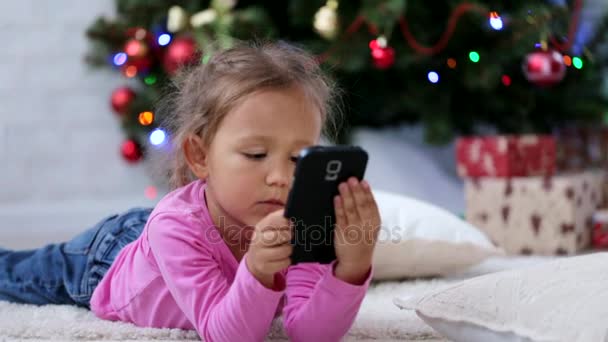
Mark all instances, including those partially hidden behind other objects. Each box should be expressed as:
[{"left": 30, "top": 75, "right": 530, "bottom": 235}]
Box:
[
  {"left": 369, "top": 38, "right": 395, "bottom": 70},
  {"left": 121, "top": 139, "right": 143, "bottom": 163},
  {"left": 163, "top": 37, "right": 199, "bottom": 75},
  {"left": 522, "top": 49, "right": 566, "bottom": 87},
  {"left": 111, "top": 87, "right": 136, "bottom": 115}
]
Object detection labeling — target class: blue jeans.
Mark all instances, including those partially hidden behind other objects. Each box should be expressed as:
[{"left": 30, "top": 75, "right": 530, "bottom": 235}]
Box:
[{"left": 0, "top": 207, "right": 152, "bottom": 308}]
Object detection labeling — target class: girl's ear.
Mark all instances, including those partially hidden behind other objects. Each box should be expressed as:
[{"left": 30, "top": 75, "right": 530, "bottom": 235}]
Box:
[{"left": 183, "top": 134, "right": 209, "bottom": 180}]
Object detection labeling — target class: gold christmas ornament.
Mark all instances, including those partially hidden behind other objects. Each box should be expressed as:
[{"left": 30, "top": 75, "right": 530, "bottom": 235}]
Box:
[
  {"left": 167, "top": 6, "right": 189, "bottom": 33},
  {"left": 190, "top": 9, "right": 218, "bottom": 28},
  {"left": 314, "top": 0, "right": 339, "bottom": 40},
  {"left": 212, "top": 0, "right": 237, "bottom": 12}
]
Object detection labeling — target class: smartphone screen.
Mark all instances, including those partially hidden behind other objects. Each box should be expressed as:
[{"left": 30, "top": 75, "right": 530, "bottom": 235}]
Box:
[{"left": 284, "top": 145, "right": 368, "bottom": 264}]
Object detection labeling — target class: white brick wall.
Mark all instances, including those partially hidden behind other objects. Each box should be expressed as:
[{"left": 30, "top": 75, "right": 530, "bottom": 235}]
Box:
[
  {"left": 0, "top": 0, "right": 159, "bottom": 202},
  {"left": 1, "top": 0, "right": 158, "bottom": 242}
]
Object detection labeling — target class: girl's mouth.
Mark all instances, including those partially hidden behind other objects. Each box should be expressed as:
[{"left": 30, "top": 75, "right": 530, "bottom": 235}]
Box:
[{"left": 260, "top": 200, "right": 285, "bottom": 206}]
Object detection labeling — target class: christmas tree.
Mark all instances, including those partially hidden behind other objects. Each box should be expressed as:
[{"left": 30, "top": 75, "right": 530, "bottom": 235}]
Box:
[{"left": 85, "top": 0, "right": 608, "bottom": 162}]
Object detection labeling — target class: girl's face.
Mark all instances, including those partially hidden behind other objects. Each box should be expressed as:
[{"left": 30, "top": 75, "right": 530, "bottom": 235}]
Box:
[{"left": 203, "top": 86, "right": 322, "bottom": 238}]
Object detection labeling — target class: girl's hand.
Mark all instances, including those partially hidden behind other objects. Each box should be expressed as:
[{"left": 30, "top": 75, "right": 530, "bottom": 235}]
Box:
[
  {"left": 246, "top": 209, "right": 293, "bottom": 289},
  {"left": 333, "top": 177, "right": 381, "bottom": 285}
]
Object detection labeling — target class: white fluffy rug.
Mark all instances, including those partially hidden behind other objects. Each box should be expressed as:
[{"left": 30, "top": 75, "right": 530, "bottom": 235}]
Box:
[
  {"left": 0, "top": 256, "right": 555, "bottom": 341},
  {"left": 0, "top": 279, "right": 448, "bottom": 341}
]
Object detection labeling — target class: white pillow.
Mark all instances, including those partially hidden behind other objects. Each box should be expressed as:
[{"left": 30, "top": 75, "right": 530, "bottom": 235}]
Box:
[
  {"left": 371, "top": 189, "right": 504, "bottom": 280},
  {"left": 394, "top": 253, "right": 608, "bottom": 342}
]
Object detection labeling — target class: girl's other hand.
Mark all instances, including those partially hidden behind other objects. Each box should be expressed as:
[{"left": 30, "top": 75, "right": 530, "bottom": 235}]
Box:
[{"left": 333, "top": 178, "right": 381, "bottom": 285}]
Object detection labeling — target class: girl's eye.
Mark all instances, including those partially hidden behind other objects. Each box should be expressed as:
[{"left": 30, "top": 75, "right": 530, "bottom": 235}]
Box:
[
  {"left": 243, "top": 153, "right": 299, "bottom": 163},
  {"left": 244, "top": 153, "right": 266, "bottom": 160}
]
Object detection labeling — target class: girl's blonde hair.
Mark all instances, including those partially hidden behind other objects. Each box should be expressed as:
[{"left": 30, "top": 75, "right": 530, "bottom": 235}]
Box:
[{"left": 157, "top": 40, "right": 342, "bottom": 189}]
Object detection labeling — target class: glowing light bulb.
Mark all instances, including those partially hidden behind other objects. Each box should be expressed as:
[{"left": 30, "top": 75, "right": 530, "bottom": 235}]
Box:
[
  {"left": 489, "top": 12, "right": 503, "bottom": 30},
  {"left": 158, "top": 34, "right": 172, "bottom": 46},
  {"left": 149, "top": 129, "right": 166, "bottom": 146},
  {"left": 447, "top": 58, "right": 457, "bottom": 69},
  {"left": 113, "top": 52, "right": 127, "bottom": 66},
  {"left": 139, "top": 111, "right": 154, "bottom": 126},
  {"left": 144, "top": 75, "right": 157, "bottom": 85},
  {"left": 124, "top": 66, "right": 137, "bottom": 78},
  {"left": 469, "top": 51, "right": 480, "bottom": 63}
]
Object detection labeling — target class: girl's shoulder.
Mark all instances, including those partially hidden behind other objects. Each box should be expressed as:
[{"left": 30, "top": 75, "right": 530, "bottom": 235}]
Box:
[
  {"left": 144, "top": 180, "right": 218, "bottom": 251},
  {"left": 147, "top": 179, "right": 213, "bottom": 229},
  {"left": 155, "top": 180, "right": 206, "bottom": 213}
]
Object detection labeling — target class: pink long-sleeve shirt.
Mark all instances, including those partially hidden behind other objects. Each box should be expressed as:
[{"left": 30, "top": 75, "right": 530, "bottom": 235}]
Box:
[{"left": 90, "top": 180, "right": 372, "bottom": 341}]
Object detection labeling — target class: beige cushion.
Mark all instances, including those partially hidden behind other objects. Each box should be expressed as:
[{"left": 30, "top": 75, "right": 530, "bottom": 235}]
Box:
[
  {"left": 372, "top": 190, "right": 504, "bottom": 280},
  {"left": 394, "top": 252, "right": 608, "bottom": 342}
]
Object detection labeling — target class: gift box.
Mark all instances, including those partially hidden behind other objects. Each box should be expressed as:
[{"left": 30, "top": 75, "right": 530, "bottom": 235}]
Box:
[
  {"left": 554, "top": 126, "right": 608, "bottom": 171},
  {"left": 592, "top": 209, "right": 608, "bottom": 249},
  {"left": 465, "top": 170, "right": 606, "bottom": 255},
  {"left": 456, "top": 135, "right": 556, "bottom": 178}
]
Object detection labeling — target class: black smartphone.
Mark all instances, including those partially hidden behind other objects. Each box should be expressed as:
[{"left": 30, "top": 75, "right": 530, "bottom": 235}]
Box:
[{"left": 284, "top": 145, "right": 369, "bottom": 265}]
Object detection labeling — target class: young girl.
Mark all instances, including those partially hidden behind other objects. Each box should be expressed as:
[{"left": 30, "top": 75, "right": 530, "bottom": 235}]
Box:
[{"left": 0, "top": 41, "right": 381, "bottom": 341}]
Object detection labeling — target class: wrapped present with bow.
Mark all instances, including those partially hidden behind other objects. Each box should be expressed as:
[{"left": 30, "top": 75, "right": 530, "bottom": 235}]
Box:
[{"left": 554, "top": 125, "right": 608, "bottom": 171}]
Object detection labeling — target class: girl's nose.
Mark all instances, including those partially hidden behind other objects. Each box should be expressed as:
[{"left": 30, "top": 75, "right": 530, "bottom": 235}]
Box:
[{"left": 266, "top": 162, "right": 293, "bottom": 187}]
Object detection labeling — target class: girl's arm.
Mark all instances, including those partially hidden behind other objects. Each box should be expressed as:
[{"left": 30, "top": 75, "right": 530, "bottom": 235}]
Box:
[
  {"left": 282, "top": 177, "right": 379, "bottom": 341},
  {"left": 147, "top": 213, "right": 284, "bottom": 342},
  {"left": 282, "top": 260, "right": 373, "bottom": 342}
]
